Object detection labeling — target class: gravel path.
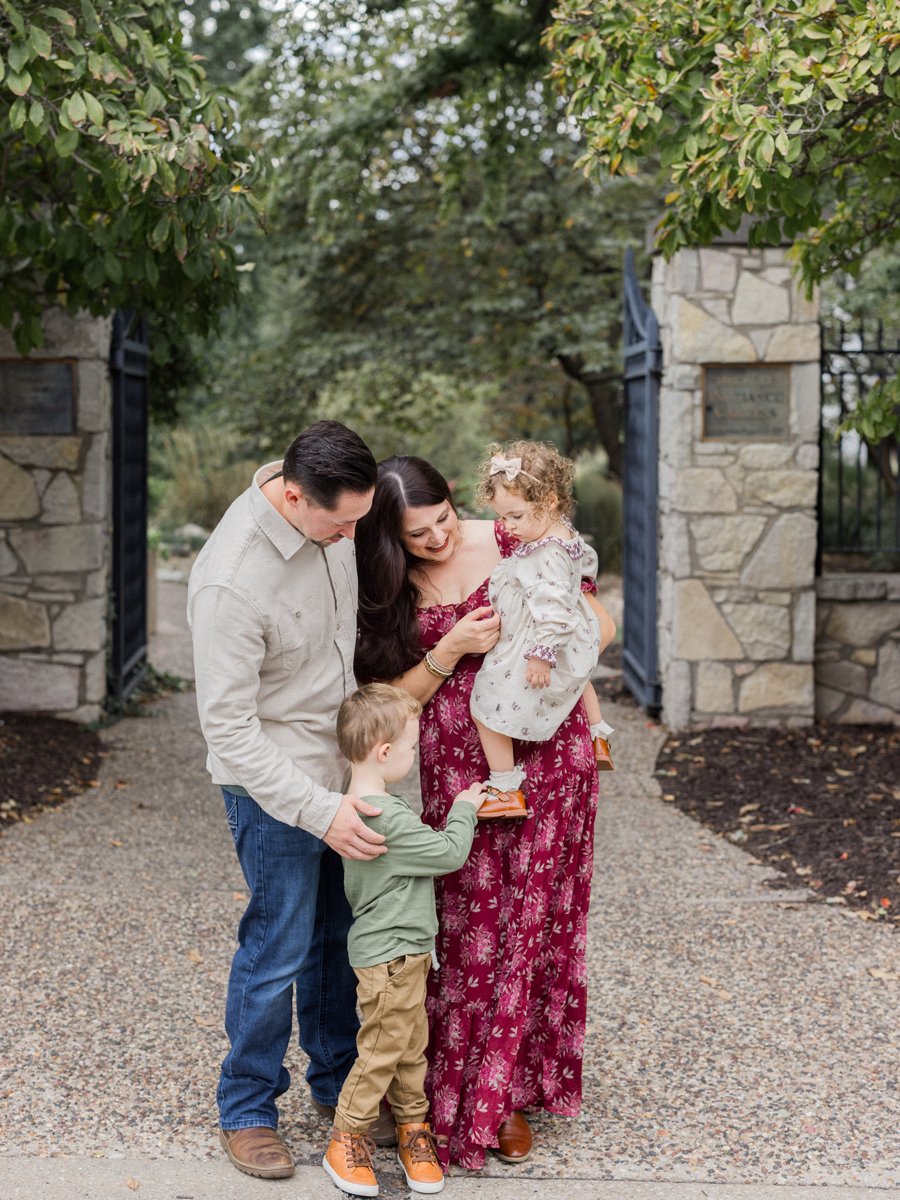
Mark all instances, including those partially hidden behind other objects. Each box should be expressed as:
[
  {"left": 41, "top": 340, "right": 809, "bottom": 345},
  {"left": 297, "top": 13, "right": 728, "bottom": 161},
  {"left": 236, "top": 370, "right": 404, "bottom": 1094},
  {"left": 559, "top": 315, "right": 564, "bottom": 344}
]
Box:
[
  {"left": 149, "top": 580, "right": 195, "bottom": 682},
  {"left": 2, "top": 602, "right": 900, "bottom": 1194}
]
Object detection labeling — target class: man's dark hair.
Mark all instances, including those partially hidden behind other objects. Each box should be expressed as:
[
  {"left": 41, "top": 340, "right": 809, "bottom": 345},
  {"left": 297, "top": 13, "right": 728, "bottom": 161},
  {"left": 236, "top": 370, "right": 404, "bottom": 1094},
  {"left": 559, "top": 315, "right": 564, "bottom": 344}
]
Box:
[{"left": 282, "top": 421, "right": 377, "bottom": 510}]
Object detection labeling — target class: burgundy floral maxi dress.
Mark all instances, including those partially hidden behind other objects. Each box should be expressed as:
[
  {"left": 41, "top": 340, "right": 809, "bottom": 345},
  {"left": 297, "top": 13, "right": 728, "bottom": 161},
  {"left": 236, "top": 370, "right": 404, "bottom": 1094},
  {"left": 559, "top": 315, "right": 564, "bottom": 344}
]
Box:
[{"left": 418, "top": 522, "right": 599, "bottom": 1169}]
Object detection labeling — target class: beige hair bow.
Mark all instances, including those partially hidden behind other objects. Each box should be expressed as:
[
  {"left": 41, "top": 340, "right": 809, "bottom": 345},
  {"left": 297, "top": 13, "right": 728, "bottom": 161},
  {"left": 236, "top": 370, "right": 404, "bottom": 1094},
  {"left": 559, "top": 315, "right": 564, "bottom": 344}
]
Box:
[{"left": 489, "top": 453, "right": 522, "bottom": 482}]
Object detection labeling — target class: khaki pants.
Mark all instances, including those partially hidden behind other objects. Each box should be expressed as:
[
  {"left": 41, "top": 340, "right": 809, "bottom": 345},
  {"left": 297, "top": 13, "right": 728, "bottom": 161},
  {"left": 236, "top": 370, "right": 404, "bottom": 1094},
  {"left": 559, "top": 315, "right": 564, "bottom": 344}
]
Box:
[{"left": 335, "top": 951, "right": 431, "bottom": 1134}]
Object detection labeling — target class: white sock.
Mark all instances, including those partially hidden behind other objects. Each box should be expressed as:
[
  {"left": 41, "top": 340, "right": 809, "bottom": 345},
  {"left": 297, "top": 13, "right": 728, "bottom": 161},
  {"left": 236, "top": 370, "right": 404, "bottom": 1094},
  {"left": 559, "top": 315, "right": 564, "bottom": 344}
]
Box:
[
  {"left": 487, "top": 767, "right": 526, "bottom": 792},
  {"left": 590, "top": 720, "right": 614, "bottom": 739}
]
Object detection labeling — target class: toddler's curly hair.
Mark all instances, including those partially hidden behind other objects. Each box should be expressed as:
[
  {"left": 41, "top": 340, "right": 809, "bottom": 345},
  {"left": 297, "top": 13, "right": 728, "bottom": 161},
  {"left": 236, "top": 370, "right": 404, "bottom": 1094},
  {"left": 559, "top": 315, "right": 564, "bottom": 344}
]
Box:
[{"left": 475, "top": 440, "right": 575, "bottom": 519}]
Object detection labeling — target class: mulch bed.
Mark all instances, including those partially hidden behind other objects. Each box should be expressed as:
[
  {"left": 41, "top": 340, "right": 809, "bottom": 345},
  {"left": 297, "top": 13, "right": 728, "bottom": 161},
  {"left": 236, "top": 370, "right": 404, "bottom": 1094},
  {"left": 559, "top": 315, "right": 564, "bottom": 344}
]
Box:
[
  {"left": 0, "top": 713, "right": 103, "bottom": 829},
  {"left": 655, "top": 724, "right": 900, "bottom": 920}
]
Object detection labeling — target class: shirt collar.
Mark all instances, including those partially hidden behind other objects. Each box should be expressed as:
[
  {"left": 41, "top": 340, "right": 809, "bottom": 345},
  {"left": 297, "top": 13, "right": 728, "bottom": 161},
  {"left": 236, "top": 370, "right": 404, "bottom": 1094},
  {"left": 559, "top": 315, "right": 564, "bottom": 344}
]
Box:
[{"left": 250, "top": 461, "right": 309, "bottom": 561}]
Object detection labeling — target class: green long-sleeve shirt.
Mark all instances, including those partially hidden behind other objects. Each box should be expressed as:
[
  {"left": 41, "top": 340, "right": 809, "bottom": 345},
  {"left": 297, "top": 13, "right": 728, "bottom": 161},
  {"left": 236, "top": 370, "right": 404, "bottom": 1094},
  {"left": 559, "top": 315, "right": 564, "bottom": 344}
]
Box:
[{"left": 342, "top": 795, "right": 478, "bottom": 969}]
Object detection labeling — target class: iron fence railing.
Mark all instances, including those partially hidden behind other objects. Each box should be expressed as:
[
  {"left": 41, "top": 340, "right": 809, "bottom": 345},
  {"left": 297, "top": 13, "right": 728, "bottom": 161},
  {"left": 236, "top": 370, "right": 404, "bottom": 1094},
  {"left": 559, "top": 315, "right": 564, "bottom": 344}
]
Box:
[{"left": 818, "top": 321, "right": 900, "bottom": 572}]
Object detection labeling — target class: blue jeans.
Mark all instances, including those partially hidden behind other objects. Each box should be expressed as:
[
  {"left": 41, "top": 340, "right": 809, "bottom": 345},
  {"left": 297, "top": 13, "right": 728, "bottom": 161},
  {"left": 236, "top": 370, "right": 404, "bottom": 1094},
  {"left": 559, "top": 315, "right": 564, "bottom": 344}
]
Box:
[{"left": 218, "top": 789, "right": 360, "bottom": 1130}]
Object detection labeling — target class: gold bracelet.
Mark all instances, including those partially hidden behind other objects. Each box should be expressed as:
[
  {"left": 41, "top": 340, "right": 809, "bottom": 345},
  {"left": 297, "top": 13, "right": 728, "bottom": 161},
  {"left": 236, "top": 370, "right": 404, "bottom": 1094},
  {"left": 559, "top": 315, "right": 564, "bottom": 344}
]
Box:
[
  {"left": 424, "top": 652, "right": 452, "bottom": 678},
  {"left": 424, "top": 650, "right": 453, "bottom": 678}
]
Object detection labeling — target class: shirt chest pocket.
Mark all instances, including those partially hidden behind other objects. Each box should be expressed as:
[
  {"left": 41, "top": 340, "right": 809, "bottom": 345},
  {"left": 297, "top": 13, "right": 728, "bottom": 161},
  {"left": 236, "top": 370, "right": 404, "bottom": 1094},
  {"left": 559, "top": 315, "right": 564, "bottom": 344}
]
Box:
[{"left": 277, "top": 595, "right": 332, "bottom": 671}]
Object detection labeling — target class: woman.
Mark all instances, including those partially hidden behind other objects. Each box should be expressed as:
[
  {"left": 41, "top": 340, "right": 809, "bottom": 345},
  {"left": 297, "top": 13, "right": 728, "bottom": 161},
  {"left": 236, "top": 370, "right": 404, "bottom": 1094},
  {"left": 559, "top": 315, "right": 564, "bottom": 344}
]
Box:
[{"left": 354, "top": 455, "right": 615, "bottom": 1171}]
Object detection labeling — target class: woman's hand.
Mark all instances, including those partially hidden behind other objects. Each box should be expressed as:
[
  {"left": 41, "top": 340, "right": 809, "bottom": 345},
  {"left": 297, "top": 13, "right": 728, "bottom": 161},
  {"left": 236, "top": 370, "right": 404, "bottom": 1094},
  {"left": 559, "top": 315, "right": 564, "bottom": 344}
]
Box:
[
  {"left": 440, "top": 605, "right": 500, "bottom": 661},
  {"left": 393, "top": 606, "right": 499, "bottom": 705},
  {"left": 526, "top": 657, "right": 552, "bottom": 689}
]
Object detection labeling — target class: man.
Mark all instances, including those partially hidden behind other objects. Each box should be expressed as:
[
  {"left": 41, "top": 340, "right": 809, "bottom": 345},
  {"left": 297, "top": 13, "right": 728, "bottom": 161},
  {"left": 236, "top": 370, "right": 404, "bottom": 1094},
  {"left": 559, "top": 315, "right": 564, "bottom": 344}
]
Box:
[{"left": 188, "top": 420, "right": 392, "bottom": 1180}]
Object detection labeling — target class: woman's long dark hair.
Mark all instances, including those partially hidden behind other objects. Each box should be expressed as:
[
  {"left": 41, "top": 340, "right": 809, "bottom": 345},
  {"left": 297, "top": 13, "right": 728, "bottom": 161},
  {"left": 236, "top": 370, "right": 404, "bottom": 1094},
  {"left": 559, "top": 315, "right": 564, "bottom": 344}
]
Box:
[{"left": 354, "top": 455, "right": 455, "bottom": 683}]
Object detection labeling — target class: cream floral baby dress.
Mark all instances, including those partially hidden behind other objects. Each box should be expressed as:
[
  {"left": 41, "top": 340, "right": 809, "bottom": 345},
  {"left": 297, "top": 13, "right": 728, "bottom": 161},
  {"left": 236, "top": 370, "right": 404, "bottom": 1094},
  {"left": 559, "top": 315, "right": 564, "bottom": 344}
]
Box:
[{"left": 470, "top": 524, "right": 601, "bottom": 741}]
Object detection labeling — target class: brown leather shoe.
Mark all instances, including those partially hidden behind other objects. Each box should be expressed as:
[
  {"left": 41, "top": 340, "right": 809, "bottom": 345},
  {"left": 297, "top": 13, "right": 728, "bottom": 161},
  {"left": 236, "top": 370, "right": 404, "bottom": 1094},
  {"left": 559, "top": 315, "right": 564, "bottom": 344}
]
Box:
[
  {"left": 218, "top": 1126, "right": 295, "bottom": 1178},
  {"left": 396, "top": 1121, "right": 444, "bottom": 1193},
  {"left": 594, "top": 735, "right": 614, "bottom": 771},
  {"left": 309, "top": 1096, "right": 336, "bottom": 1122},
  {"left": 369, "top": 1098, "right": 398, "bottom": 1147},
  {"left": 493, "top": 1110, "right": 533, "bottom": 1163},
  {"left": 323, "top": 1126, "right": 378, "bottom": 1196},
  {"left": 477, "top": 786, "right": 531, "bottom": 821}
]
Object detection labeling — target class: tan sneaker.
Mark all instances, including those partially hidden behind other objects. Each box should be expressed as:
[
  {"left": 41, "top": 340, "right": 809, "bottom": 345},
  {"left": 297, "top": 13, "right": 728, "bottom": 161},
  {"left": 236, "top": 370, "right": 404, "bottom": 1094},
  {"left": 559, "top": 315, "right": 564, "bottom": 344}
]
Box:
[
  {"left": 323, "top": 1126, "right": 378, "bottom": 1197},
  {"left": 218, "top": 1126, "right": 294, "bottom": 1179},
  {"left": 396, "top": 1121, "right": 444, "bottom": 1194}
]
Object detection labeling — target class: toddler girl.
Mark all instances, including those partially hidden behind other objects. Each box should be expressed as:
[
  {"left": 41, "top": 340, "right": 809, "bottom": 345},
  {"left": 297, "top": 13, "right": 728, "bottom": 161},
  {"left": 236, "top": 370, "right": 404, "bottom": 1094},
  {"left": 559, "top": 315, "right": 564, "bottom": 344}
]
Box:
[{"left": 470, "top": 441, "right": 614, "bottom": 815}]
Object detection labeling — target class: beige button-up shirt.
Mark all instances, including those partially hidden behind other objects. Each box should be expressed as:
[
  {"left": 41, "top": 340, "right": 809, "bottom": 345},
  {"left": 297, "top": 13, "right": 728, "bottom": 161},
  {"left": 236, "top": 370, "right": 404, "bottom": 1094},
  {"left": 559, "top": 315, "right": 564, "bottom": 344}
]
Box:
[{"left": 187, "top": 462, "right": 357, "bottom": 838}]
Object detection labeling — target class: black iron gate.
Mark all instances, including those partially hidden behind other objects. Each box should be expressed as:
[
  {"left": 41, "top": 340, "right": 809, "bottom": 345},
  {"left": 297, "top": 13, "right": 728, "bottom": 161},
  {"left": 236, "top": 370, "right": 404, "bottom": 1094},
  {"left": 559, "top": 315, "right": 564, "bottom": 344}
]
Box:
[
  {"left": 621, "top": 247, "right": 662, "bottom": 710},
  {"left": 819, "top": 321, "right": 900, "bottom": 570},
  {"left": 109, "top": 310, "right": 150, "bottom": 697}
]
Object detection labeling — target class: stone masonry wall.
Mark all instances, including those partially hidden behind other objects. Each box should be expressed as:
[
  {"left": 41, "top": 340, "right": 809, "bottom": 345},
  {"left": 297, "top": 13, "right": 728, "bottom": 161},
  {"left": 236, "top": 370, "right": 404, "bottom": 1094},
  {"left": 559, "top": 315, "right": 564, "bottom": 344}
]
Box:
[
  {"left": 652, "top": 245, "right": 820, "bottom": 730},
  {"left": 815, "top": 575, "right": 900, "bottom": 726},
  {"left": 0, "top": 309, "right": 112, "bottom": 723}
]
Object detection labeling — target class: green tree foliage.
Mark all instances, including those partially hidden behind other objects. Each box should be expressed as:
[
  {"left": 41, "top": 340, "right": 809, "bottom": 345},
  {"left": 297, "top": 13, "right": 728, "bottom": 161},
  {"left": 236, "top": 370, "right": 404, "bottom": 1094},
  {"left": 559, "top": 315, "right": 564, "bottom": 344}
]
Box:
[
  {"left": 180, "top": 0, "right": 269, "bottom": 88},
  {"left": 546, "top": 0, "right": 900, "bottom": 284},
  {"left": 144, "top": 0, "right": 270, "bottom": 419},
  {"left": 0, "top": 0, "right": 262, "bottom": 352},
  {"left": 837, "top": 378, "right": 900, "bottom": 445},
  {"left": 229, "top": 0, "right": 658, "bottom": 476},
  {"left": 318, "top": 362, "right": 496, "bottom": 493},
  {"left": 820, "top": 247, "right": 900, "bottom": 458},
  {"left": 822, "top": 246, "right": 900, "bottom": 344}
]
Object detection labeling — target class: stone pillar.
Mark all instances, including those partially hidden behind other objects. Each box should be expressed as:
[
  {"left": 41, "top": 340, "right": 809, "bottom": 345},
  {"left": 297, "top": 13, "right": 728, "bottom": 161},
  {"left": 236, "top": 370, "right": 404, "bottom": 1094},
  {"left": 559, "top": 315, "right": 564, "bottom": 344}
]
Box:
[
  {"left": 652, "top": 245, "right": 820, "bottom": 729},
  {"left": 0, "top": 309, "right": 112, "bottom": 723}
]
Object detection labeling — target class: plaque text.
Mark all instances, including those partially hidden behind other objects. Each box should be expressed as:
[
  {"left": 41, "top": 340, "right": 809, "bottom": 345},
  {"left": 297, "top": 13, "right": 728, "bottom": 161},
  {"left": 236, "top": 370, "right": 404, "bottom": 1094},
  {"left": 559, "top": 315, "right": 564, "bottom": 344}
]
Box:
[
  {"left": 0, "top": 360, "right": 76, "bottom": 435},
  {"left": 703, "top": 365, "right": 790, "bottom": 441}
]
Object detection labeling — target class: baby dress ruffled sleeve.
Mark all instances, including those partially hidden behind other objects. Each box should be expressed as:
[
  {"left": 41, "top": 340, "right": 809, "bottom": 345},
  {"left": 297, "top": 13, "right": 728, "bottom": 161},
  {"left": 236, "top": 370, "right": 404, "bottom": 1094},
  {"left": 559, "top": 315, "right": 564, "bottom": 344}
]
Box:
[{"left": 517, "top": 539, "right": 598, "bottom": 666}]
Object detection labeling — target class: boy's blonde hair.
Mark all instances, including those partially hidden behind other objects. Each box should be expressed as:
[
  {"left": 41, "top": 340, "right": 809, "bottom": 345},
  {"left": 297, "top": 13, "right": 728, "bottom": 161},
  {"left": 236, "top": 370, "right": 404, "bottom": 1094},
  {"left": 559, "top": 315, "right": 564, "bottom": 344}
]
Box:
[
  {"left": 337, "top": 683, "right": 422, "bottom": 764},
  {"left": 475, "top": 440, "right": 575, "bottom": 519}
]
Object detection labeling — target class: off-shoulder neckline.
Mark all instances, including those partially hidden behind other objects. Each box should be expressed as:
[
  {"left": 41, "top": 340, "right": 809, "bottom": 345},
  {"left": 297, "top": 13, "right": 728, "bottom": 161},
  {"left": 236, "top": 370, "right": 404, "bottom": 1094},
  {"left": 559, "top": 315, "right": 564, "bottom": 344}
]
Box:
[{"left": 415, "top": 520, "right": 509, "bottom": 611}]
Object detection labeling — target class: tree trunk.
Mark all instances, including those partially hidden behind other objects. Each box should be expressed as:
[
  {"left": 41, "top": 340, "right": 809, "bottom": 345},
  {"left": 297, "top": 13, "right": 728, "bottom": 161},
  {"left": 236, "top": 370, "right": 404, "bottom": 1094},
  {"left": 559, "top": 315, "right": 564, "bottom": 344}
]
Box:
[
  {"left": 866, "top": 434, "right": 898, "bottom": 497},
  {"left": 584, "top": 373, "right": 624, "bottom": 482},
  {"left": 556, "top": 352, "right": 623, "bottom": 481}
]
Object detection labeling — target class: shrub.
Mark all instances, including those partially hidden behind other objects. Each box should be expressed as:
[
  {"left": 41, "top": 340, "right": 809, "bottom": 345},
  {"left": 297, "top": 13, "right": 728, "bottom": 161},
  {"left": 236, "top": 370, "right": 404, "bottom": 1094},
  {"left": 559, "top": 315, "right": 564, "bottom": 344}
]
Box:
[
  {"left": 156, "top": 421, "right": 259, "bottom": 532},
  {"left": 574, "top": 466, "right": 622, "bottom": 575}
]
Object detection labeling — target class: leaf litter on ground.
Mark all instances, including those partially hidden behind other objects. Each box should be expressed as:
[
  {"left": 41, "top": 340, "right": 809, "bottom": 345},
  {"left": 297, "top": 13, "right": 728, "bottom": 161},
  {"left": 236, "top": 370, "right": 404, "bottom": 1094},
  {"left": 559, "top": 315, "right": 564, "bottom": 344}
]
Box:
[{"left": 655, "top": 724, "right": 900, "bottom": 919}]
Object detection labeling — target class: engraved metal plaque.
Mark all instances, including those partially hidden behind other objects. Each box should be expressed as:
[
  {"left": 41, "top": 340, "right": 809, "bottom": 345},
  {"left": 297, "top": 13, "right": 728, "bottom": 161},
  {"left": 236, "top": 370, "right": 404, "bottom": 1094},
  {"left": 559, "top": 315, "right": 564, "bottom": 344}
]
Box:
[
  {"left": 703, "top": 364, "right": 790, "bottom": 441},
  {"left": 0, "top": 360, "right": 76, "bottom": 434}
]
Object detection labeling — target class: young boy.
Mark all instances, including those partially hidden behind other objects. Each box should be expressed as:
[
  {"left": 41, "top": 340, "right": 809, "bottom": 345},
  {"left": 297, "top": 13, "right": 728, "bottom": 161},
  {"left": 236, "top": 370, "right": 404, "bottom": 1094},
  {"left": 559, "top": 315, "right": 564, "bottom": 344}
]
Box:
[{"left": 324, "top": 683, "right": 486, "bottom": 1197}]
